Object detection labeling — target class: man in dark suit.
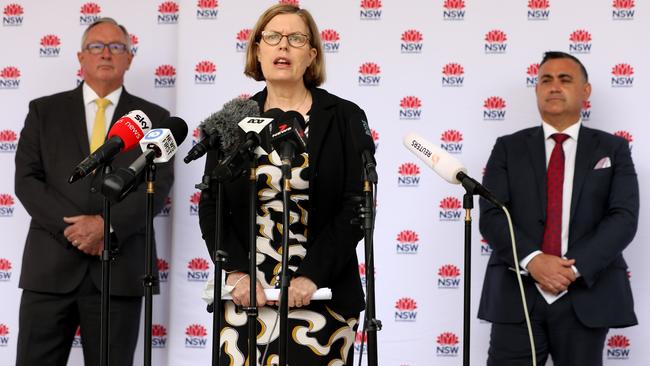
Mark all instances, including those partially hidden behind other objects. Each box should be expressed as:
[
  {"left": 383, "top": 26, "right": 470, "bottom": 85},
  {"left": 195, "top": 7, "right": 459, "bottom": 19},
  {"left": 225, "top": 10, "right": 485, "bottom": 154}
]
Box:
[
  {"left": 479, "top": 51, "right": 638, "bottom": 365},
  {"left": 14, "top": 18, "right": 173, "bottom": 366}
]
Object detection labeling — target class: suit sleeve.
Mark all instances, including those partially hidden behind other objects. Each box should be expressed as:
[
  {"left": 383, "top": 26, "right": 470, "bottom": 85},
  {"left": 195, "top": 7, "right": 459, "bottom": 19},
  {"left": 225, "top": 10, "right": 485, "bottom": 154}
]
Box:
[
  {"left": 15, "top": 100, "right": 84, "bottom": 240},
  {"left": 294, "top": 108, "right": 366, "bottom": 288},
  {"left": 565, "top": 140, "right": 639, "bottom": 287},
  {"left": 479, "top": 137, "right": 542, "bottom": 267}
]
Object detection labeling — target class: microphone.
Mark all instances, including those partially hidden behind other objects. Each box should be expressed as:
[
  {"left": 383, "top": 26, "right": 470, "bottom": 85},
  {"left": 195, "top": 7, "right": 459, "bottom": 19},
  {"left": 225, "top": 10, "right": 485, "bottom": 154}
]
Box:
[
  {"left": 403, "top": 132, "right": 503, "bottom": 207},
  {"left": 101, "top": 117, "right": 188, "bottom": 203},
  {"left": 269, "top": 111, "right": 307, "bottom": 178},
  {"left": 69, "top": 110, "right": 152, "bottom": 183},
  {"left": 183, "top": 98, "right": 260, "bottom": 163},
  {"left": 212, "top": 109, "right": 282, "bottom": 181},
  {"left": 348, "top": 112, "right": 377, "bottom": 183}
]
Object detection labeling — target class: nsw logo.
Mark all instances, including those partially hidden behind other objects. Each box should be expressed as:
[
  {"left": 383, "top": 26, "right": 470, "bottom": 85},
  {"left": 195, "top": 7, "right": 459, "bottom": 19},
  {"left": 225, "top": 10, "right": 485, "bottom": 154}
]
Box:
[
  {"left": 187, "top": 257, "right": 210, "bottom": 282},
  {"left": 157, "top": 258, "right": 170, "bottom": 282},
  {"left": 611, "top": 63, "right": 634, "bottom": 87},
  {"left": 154, "top": 64, "right": 176, "bottom": 88},
  {"left": 159, "top": 196, "right": 172, "bottom": 217},
  {"left": 483, "top": 96, "right": 507, "bottom": 121},
  {"left": 3, "top": 3, "right": 24, "bottom": 26},
  {"left": 439, "top": 196, "right": 462, "bottom": 221},
  {"left": 189, "top": 191, "right": 200, "bottom": 215},
  {"left": 152, "top": 324, "right": 167, "bottom": 348},
  {"left": 0, "top": 323, "right": 9, "bottom": 347},
  {"left": 129, "top": 34, "right": 139, "bottom": 55},
  {"left": 527, "top": 0, "right": 550, "bottom": 20},
  {"left": 569, "top": 29, "right": 592, "bottom": 54},
  {"left": 358, "top": 62, "right": 381, "bottom": 86},
  {"left": 279, "top": 0, "right": 300, "bottom": 5},
  {"left": 612, "top": 0, "right": 634, "bottom": 20},
  {"left": 0, "top": 258, "right": 12, "bottom": 281},
  {"left": 76, "top": 68, "right": 84, "bottom": 86},
  {"left": 0, "top": 194, "right": 15, "bottom": 217},
  {"left": 354, "top": 331, "right": 368, "bottom": 354},
  {"left": 371, "top": 129, "right": 379, "bottom": 151},
  {"left": 396, "top": 230, "right": 419, "bottom": 254},
  {"left": 484, "top": 30, "right": 508, "bottom": 54},
  {"left": 480, "top": 238, "right": 493, "bottom": 256},
  {"left": 401, "top": 29, "right": 423, "bottom": 54},
  {"left": 394, "top": 297, "right": 418, "bottom": 322},
  {"left": 526, "top": 63, "right": 539, "bottom": 87},
  {"left": 440, "top": 129, "right": 463, "bottom": 154},
  {"left": 443, "top": 0, "right": 465, "bottom": 21},
  {"left": 195, "top": 60, "right": 217, "bottom": 84},
  {"left": 0, "top": 258, "right": 12, "bottom": 282},
  {"left": 158, "top": 1, "right": 179, "bottom": 24},
  {"left": 0, "top": 130, "right": 18, "bottom": 153},
  {"left": 397, "top": 163, "right": 420, "bottom": 187},
  {"left": 321, "top": 29, "right": 341, "bottom": 53},
  {"left": 438, "top": 264, "right": 461, "bottom": 288},
  {"left": 39, "top": 34, "right": 61, "bottom": 57},
  {"left": 197, "top": 0, "right": 218, "bottom": 20},
  {"left": 399, "top": 96, "right": 422, "bottom": 120},
  {"left": 607, "top": 335, "right": 631, "bottom": 359},
  {"left": 581, "top": 100, "right": 591, "bottom": 121},
  {"left": 0, "top": 66, "right": 21, "bottom": 89},
  {"left": 614, "top": 130, "right": 633, "bottom": 150},
  {"left": 235, "top": 28, "right": 251, "bottom": 52},
  {"left": 442, "top": 62, "right": 464, "bottom": 87},
  {"left": 72, "top": 326, "right": 82, "bottom": 348},
  {"left": 185, "top": 324, "right": 208, "bottom": 348},
  {"left": 359, "top": 263, "right": 367, "bottom": 286},
  {"left": 360, "top": 0, "right": 382, "bottom": 20},
  {"left": 79, "top": 3, "right": 101, "bottom": 26},
  {"left": 436, "top": 332, "right": 460, "bottom": 357}
]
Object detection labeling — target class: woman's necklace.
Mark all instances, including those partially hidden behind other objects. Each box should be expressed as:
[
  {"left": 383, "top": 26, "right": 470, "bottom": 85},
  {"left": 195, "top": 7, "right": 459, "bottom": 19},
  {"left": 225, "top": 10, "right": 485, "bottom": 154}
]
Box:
[{"left": 265, "top": 89, "right": 309, "bottom": 112}]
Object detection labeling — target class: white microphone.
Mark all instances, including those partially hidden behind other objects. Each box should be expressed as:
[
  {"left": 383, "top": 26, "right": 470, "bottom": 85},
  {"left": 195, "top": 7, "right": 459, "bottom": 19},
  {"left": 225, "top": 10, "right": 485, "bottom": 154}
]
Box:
[{"left": 403, "top": 132, "right": 503, "bottom": 207}]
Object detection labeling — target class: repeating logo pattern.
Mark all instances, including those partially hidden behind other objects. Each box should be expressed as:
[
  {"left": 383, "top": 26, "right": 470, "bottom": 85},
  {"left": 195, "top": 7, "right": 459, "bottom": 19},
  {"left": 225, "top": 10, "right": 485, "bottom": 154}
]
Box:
[
  {"left": 526, "top": 63, "right": 539, "bottom": 87},
  {"left": 157, "top": 258, "right": 170, "bottom": 282},
  {"left": 360, "top": 0, "right": 382, "bottom": 20},
  {"left": 0, "top": 258, "right": 12, "bottom": 281},
  {"left": 483, "top": 96, "right": 507, "bottom": 120},
  {"left": 79, "top": 3, "right": 101, "bottom": 25},
  {"left": 527, "top": 0, "right": 550, "bottom": 20},
  {"left": 189, "top": 191, "right": 200, "bottom": 215},
  {"left": 0, "top": 130, "right": 18, "bottom": 153},
  {"left": 611, "top": 63, "right": 634, "bottom": 87},
  {"left": 443, "top": 0, "right": 465, "bottom": 21},
  {"left": 438, "top": 264, "right": 461, "bottom": 289},
  {"left": 195, "top": 60, "right": 217, "bottom": 84},
  {"left": 612, "top": 0, "right": 635, "bottom": 20},
  {"left": 321, "top": 29, "right": 341, "bottom": 53},
  {"left": 187, "top": 257, "right": 210, "bottom": 281},
  {"left": 0, "top": 324, "right": 9, "bottom": 347},
  {"left": 396, "top": 230, "right": 420, "bottom": 254},
  {"left": 158, "top": 1, "right": 180, "bottom": 24},
  {"left": 358, "top": 62, "right": 381, "bottom": 86},
  {"left": 152, "top": 324, "right": 168, "bottom": 348},
  {"left": 442, "top": 63, "right": 464, "bottom": 87},
  {"left": 184, "top": 324, "right": 208, "bottom": 348},
  {"left": 400, "top": 29, "right": 423, "bottom": 54},
  {"left": 569, "top": 29, "right": 592, "bottom": 54},
  {"left": 484, "top": 30, "right": 508, "bottom": 54},
  {"left": 0, "top": 66, "right": 21, "bottom": 89},
  {"left": 440, "top": 129, "right": 463, "bottom": 154},
  {"left": 235, "top": 28, "right": 251, "bottom": 52},
  {"left": 154, "top": 64, "right": 177, "bottom": 88},
  {"left": 0, "top": 194, "right": 15, "bottom": 217},
  {"left": 39, "top": 34, "right": 61, "bottom": 57},
  {"left": 606, "top": 335, "right": 631, "bottom": 359},
  {"left": 394, "top": 297, "right": 418, "bottom": 322},
  {"left": 399, "top": 96, "right": 422, "bottom": 120},
  {"left": 439, "top": 196, "right": 462, "bottom": 221},
  {"left": 3, "top": 3, "right": 24, "bottom": 26},
  {"left": 436, "top": 332, "right": 460, "bottom": 357},
  {"left": 397, "top": 163, "right": 420, "bottom": 187},
  {"left": 196, "top": 0, "right": 218, "bottom": 20}
]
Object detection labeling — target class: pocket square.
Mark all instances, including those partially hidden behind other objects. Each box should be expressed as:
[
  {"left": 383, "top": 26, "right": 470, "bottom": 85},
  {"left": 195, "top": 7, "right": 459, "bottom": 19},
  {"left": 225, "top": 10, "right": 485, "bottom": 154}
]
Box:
[{"left": 594, "top": 156, "right": 611, "bottom": 169}]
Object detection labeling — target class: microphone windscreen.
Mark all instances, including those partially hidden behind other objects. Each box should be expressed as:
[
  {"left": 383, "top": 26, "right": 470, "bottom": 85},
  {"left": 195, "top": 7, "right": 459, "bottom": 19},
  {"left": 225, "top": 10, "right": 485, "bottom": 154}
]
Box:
[
  {"left": 200, "top": 98, "right": 260, "bottom": 154},
  {"left": 107, "top": 110, "right": 151, "bottom": 151},
  {"left": 403, "top": 132, "right": 467, "bottom": 184}
]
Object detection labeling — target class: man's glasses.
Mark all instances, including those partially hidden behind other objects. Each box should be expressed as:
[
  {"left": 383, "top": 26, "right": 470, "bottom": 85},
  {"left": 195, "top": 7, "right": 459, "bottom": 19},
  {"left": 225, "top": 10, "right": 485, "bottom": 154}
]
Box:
[
  {"left": 260, "top": 31, "right": 310, "bottom": 48},
  {"left": 85, "top": 42, "right": 128, "bottom": 55}
]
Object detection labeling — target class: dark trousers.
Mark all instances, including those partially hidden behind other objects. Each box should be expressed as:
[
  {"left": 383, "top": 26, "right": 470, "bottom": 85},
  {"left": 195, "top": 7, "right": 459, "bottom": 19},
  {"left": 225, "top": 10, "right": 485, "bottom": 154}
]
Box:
[
  {"left": 487, "top": 291, "right": 608, "bottom": 366},
  {"left": 16, "top": 274, "right": 142, "bottom": 366}
]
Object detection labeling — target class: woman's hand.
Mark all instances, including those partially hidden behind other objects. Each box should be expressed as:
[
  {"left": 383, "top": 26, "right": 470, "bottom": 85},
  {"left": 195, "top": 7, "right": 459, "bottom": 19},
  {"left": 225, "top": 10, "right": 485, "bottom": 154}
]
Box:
[
  {"left": 226, "top": 272, "right": 268, "bottom": 307},
  {"left": 288, "top": 276, "right": 317, "bottom": 308}
]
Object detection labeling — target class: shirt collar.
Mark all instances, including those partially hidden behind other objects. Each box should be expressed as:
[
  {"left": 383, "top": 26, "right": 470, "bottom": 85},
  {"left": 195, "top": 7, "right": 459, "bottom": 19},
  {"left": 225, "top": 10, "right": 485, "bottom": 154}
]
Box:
[
  {"left": 542, "top": 119, "right": 581, "bottom": 142},
  {"left": 82, "top": 82, "right": 122, "bottom": 107}
]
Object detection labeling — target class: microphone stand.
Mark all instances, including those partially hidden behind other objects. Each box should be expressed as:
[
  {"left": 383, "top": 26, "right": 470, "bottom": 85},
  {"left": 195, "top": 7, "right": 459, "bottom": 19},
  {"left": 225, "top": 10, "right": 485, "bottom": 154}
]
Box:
[
  {"left": 196, "top": 148, "right": 228, "bottom": 366},
  {"left": 462, "top": 192, "right": 473, "bottom": 366},
  {"left": 143, "top": 161, "right": 158, "bottom": 366},
  {"left": 243, "top": 155, "right": 260, "bottom": 366},
  {"left": 278, "top": 162, "right": 292, "bottom": 366},
  {"left": 97, "top": 164, "right": 114, "bottom": 366},
  {"left": 357, "top": 168, "right": 380, "bottom": 366}
]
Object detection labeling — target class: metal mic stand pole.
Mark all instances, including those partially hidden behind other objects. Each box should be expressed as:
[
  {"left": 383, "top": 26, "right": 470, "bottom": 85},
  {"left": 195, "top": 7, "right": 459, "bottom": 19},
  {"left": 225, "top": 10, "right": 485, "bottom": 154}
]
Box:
[
  {"left": 462, "top": 192, "right": 473, "bottom": 366},
  {"left": 278, "top": 163, "right": 292, "bottom": 366},
  {"left": 242, "top": 155, "right": 259, "bottom": 366},
  {"left": 360, "top": 169, "right": 380, "bottom": 366},
  {"left": 143, "top": 162, "right": 158, "bottom": 366},
  {"left": 98, "top": 164, "right": 114, "bottom": 366}
]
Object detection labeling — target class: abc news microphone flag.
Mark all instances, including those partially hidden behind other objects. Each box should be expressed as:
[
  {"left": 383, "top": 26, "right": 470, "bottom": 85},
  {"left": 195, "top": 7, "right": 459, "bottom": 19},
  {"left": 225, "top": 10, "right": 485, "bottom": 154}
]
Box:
[{"left": 0, "top": 1, "right": 647, "bottom": 365}]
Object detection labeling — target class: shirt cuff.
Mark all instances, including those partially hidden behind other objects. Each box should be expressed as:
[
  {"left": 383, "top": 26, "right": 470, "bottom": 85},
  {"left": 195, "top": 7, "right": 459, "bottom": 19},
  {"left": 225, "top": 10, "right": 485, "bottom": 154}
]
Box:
[{"left": 520, "top": 250, "right": 543, "bottom": 272}]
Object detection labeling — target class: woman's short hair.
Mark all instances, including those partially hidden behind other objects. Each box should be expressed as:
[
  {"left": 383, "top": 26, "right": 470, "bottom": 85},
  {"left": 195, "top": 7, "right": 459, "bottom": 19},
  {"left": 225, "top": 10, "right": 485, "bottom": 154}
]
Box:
[{"left": 244, "top": 4, "right": 325, "bottom": 87}]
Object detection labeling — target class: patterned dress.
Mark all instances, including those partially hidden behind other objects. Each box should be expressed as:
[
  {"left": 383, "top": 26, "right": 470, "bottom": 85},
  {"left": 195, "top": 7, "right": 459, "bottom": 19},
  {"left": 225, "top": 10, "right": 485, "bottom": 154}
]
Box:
[{"left": 219, "top": 120, "right": 358, "bottom": 366}]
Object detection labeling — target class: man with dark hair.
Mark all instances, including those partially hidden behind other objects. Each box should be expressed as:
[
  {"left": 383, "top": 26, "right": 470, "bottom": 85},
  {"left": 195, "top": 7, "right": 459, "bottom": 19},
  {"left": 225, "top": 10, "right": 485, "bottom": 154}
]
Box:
[
  {"left": 478, "top": 51, "right": 638, "bottom": 365},
  {"left": 14, "top": 17, "right": 173, "bottom": 366}
]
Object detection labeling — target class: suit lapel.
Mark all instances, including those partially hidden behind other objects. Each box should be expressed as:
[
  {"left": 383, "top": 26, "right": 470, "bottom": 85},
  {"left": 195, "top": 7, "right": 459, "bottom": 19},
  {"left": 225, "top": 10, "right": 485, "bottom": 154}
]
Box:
[
  {"left": 70, "top": 85, "right": 90, "bottom": 158},
  {"left": 526, "top": 126, "right": 547, "bottom": 219},
  {"left": 305, "top": 88, "right": 335, "bottom": 169},
  {"left": 570, "top": 126, "right": 597, "bottom": 223},
  {"left": 111, "top": 87, "right": 133, "bottom": 129}
]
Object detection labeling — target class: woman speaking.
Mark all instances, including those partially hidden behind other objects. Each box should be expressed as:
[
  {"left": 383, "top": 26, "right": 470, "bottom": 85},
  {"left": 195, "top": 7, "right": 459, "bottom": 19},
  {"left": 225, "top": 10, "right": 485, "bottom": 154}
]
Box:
[{"left": 199, "top": 3, "right": 372, "bottom": 365}]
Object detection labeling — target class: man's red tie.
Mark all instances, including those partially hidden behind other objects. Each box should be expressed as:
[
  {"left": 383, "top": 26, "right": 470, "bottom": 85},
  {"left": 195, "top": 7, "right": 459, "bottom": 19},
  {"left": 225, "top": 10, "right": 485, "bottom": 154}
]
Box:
[{"left": 542, "top": 133, "right": 569, "bottom": 257}]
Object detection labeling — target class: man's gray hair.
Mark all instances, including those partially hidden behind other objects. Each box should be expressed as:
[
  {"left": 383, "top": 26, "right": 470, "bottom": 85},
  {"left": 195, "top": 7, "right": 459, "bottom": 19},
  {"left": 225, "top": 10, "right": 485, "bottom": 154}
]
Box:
[{"left": 80, "top": 17, "right": 131, "bottom": 51}]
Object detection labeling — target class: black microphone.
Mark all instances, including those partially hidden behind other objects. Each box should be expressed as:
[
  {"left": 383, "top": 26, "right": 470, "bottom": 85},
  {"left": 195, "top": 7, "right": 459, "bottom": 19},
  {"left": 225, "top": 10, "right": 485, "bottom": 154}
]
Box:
[
  {"left": 183, "top": 98, "right": 260, "bottom": 163},
  {"left": 212, "top": 109, "right": 283, "bottom": 181},
  {"left": 347, "top": 111, "right": 377, "bottom": 183},
  {"left": 269, "top": 111, "right": 307, "bottom": 178},
  {"left": 101, "top": 117, "right": 188, "bottom": 203},
  {"left": 69, "top": 110, "right": 152, "bottom": 183}
]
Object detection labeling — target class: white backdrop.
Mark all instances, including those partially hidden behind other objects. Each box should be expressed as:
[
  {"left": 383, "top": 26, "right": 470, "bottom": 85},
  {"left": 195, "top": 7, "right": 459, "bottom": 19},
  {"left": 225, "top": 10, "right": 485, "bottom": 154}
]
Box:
[{"left": 1, "top": 1, "right": 648, "bottom": 365}]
